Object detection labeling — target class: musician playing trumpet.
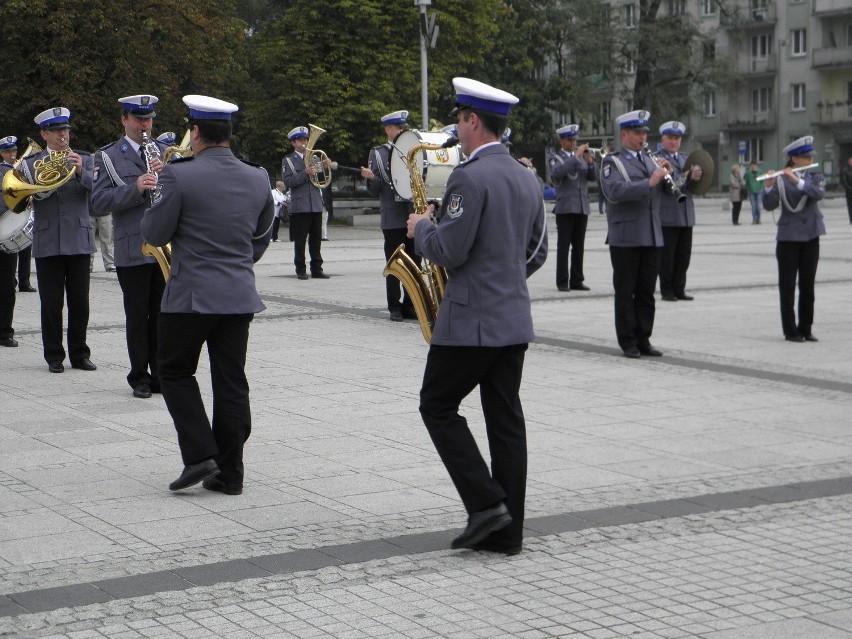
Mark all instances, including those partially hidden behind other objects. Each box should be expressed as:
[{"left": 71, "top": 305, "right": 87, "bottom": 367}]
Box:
[
  {"left": 91, "top": 95, "right": 169, "bottom": 398},
  {"left": 762, "top": 136, "right": 826, "bottom": 343}
]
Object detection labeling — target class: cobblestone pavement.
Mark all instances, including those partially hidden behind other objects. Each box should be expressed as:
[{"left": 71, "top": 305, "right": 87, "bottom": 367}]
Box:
[{"left": 1, "top": 198, "right": 851, "bottom": 637}]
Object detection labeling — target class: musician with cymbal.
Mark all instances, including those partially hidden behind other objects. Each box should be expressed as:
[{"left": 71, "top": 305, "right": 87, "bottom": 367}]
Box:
[
  {"left": 0, "top": 138, "right": 20, "bottom": 347},
  {"left": 92, "top": 95, "right": 170, "bottom": 399},
  {"left": 762, "top": 136, "right": 826, "bottom": 343},
  {"left": 361, "top": 110, "right": 417, "bottom": 322},
  {"left": 19, "top": 108, "right": 96, "bottom": 373}
]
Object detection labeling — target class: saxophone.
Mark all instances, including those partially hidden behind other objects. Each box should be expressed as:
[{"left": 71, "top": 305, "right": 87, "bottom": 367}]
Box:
[{"left": 383, "top": 136, "right": 458, "bottom": 343}]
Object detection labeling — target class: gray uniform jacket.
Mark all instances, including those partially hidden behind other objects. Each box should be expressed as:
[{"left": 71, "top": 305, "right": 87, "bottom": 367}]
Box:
[
  {"left": 367, "top": 143, "right": 410, "bottom": 230},
  {"left": 92, "top": 137, "right": 171, "bottom": 267},
  {"left": 282, "top": 152, "right": 324, "bottom": 214},
  {"left": 414, "top": 143, "right": 548, "bottom": 347},
  {"left": 140, "top": 147, "right": 274, "bottom": 314},
  {"left": 20, "top": 149, "right": 94, "bottom": 258},
  {"left": 549, "top": 149, "right": 596, "bottom": 215},
  {"left": 657, "top": 150, "right": 695, "bottom": 227},
  {"left": 763, "top": 172, "right": 826, "bottom": 243},
  {"left": 600, "top": 150, "right": 663, "bottom": 248}
]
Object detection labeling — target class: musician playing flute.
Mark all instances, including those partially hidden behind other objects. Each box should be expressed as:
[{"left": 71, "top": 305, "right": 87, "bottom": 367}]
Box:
[
  {"left": 762, "top": 136, "right": 826, "bottom": 343},
  {"left": 92, "top": 95, "right": 169, "bottom": 399}
]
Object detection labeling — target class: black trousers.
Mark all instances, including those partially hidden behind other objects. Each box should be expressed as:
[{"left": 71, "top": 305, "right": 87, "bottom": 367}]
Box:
[
  {"left": 845, "top": 193, "right": 852, "bottom": 224},
  {"left": 271, "top": 216, "right": 281, "bottom": 241},
  {"left": 609, "top": 246, "right": 660, "bottom": 351},
  {"left": 17, "top": 246, "right": 32, "bottom": 288},
  {"left": 420, "top": 343, "right": 528, "bottom": 544},
  {"left": 555, "top": 213, "right": 588, "bottom": 289},
  {"left": 158, "top": 312, "right": 254, "bottom": 486},
  {"left": 290, "top": 212, "right": 323, "bottom": 275},
  {"left": 0, "top": 251, "right": 17, "bottom": 339},
  {"left": 34, "top": 254, "right": 91, "bottom": 364},
  {"left": 732, "top": 200, "right": 743, "bottom": 225},
  {"left": 776, "top": 239, "right": 819, "bottom": 338},
  {"left": 659, "top": 226, "right": 693, "bottom": 297},
  {"left": 383, "top": 227, "right": 420, "bottom": 313},
  {"left": 117, "top": 263, "right": 165, "bottom": 389}
]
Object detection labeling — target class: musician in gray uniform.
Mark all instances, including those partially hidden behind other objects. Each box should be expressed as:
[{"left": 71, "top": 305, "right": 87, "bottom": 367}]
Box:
[
  {"left": 21, "top": 107, "right": 96, "bottom": 373},
  {"left": 141, "top": 95, "right": 274, "bottom": 494},
  {"left": 361, "top": 110, "right": 417, "bottom": 321},
  {"left": 0, "top": 148, "right": 19, "bottom": 347},
  {"left": 656, "top": 121, "right": 702, "bottom": 302},
  {"left": 599, "top": 110, "right": 670, "bottom": 359},
  {"left": 92, "top": 95, "right": 169, "bottom": 399},
  {"left": 762, "top": 136, "right": 826, "bottom": 343},
  {"left": 407, "top": 78, "right": 547, "bottom": 555},
  {"left": 282, "top": 126, "right": 329, "bottom": 280},
  {"left": 0, "top": 136, "right": 35, "bottom": 293},
  {"left": 549, "top": 124, "right": 596, "bottom": 292}
]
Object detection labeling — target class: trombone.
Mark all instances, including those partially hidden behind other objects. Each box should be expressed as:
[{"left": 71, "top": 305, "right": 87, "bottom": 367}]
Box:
[{"left": 755, "top": 163, "right": 819, "bottom": 182}]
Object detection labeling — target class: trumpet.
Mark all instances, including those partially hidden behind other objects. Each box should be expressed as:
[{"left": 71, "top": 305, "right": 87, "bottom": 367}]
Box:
[
  {"left": 755, "top": 163, "right": 819, "bottom": 182},
  {"left": 582, "top": 141, "right": 609, "bottom": 161}
]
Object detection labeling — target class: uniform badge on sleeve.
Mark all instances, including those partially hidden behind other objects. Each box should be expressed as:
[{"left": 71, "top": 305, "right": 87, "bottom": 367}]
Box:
[
  {"left": 603, "top": 164, "right": 611, "bottom": 178},
  {"left": 92, "top": 165, "right": 99, "bottom": 182},
  {"left": 447, "top": 194, "right": 464, "bottom": 219}
]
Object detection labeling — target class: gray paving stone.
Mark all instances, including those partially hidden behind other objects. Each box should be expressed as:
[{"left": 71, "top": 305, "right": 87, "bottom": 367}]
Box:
[
  {"left": 95, "top": 570, "right": 195, "bottom": 599},
  {"left": 173, "top": 559, "right": 272, "bottom": 587},
  {"left": 8, "top": 583, "right": 114, "bottom": 614},
  {"left": 247, "top": 549, "right": 344, "bottom": 574}
]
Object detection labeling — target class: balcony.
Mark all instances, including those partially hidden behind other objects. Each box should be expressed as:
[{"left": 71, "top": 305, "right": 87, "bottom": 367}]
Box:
[
  {"left": 813, "top": 101, "right": 852, "bottom": 125},
  {"left": 812, "top": 46, "right": 852, "bottom": 69},
  {"left": 720, "top": 3, "right": 777, "bottom": 29},
  {"left": 813, "top": 0, "right": 852, "bottom": 17},
  {"left": 720, "top": 111, "right": 777, "bottom": 132},
  {"left": 740, "top": 55, "right": 778, "bottom": 75}
]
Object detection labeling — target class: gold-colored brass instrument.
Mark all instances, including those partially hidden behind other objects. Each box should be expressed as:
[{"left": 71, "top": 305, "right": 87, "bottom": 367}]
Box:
[
  {"left": 684, "top": 149, "right": 715, "bottom": 196},
  {"left": 305, "top": 124, "right": 332, "bottom": 189},
  {"left": 755, "top": 163, "right": 818, "bottom": 182},
  {"left": 142, "top": 242, "right": 171, "bottom": 281},
  {"left": 583, "top": 140, "right": 609, "bottom": 161},
  {"left": 161, "top": 129, "right": 193, "bottom": 164},
  {"left": 13, "top": 138, "right": 43, "bottom": 170},
  {"left": 382, "top": 136, "right": 458, "bottom": 343},
  {"left": 2, "top": 148, "right": 77, "bottom": 213}
]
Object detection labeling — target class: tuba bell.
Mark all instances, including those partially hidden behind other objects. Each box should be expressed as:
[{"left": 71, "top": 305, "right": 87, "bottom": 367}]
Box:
[
  {"left": 2, "top": 148, "right": 77, "bottom": 213},
  {"left": 142, "top": 242, "right": 172, "bottom": 281},
  {"left": 305, "top": 124, "right": 332, "bottom": 189}
]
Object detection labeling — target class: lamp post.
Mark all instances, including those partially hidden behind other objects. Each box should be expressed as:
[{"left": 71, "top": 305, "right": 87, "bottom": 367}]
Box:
[{"left": 414, "top": 0, "right": 439, "bottom": 130}]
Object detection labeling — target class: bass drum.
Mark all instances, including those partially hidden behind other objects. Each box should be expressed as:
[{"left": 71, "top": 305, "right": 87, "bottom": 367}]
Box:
[
  {"left": 389, "top": 130, "right": 461, "bottom": 202},
  {"left": 0, "top": 205, "right": 34, "bottom": 254}
]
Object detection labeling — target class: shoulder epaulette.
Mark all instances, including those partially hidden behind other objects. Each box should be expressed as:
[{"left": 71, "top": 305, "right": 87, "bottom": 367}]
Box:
[
  {"left": 171, "top": 156, "right": 194, "bottom": 164},
  {"left": 98, "top": 141, "right": 117, "bottom": 152},
  {"left": 76, "top": 150, "right": 92, "bottom": 157},
  {"left": 240, "top": 159, "right": 262, "bottom": 168}
]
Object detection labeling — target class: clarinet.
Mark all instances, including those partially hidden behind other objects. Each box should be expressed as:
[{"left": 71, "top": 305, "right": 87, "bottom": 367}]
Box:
[
  {"left": 140, "top": 132, "right": 162, "bottom": 201},
  {"left": 643, "top": 143, "right": 686, "bottom": 203}
]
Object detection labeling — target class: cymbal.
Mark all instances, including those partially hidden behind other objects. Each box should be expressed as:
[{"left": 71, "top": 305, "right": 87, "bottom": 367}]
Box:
[{"left": 685, "top": 149, "right": 714, "bottom": 196}]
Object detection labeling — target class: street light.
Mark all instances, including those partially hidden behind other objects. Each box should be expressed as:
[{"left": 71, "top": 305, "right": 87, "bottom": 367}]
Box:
[{"left": 414, "top": 0, "right": 438, "bottom": 130}]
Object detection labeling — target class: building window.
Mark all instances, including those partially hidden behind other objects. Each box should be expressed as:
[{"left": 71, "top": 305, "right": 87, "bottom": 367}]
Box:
[
  {"left": 751, "top": 34, "right": 772, "bottom": 59},
  {"left": 624, "top": 4, "right": 637, "bottom": 28},
  {"left": 791, "top": 29, "right": 807, "bottom": 57},
  {"left": 704, "top": 91, "right": 717, "bottom": 116},
  {"left": 791, "top": 84, "right": 806, "bottom": 111},
  {"left": 668, "top": 0, "right": 685, "bottom": 16},
  {"left": 703, "top": 40, "right": 716, "bottom": 62},
  {"left": 752, "top": 87, "right": 772, "bottom": 113},
  {"left": 600, "top": 101, "right": 611, "bottom": 124},
  {"left": 702, "top": 0, "right": 717, "bottom": 16},
  {"left": 747, "top": 138, "right": 764, "bottom": 164}
]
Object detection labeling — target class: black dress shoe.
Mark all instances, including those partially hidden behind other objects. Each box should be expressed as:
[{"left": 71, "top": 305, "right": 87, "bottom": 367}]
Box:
[
  {"left": 48, "top": 361, "right": 64, "bottom": 373},
  {"left": 0, "top": 337, "right": 18, "bottom": 347},
  {"left": 169, "top": 459, "right": 219, "bottom": 491},
  {"left": 802, "top": 334, "right": 819, "bottom": 342},
  {"left": 71, "top": 358, "right": 97, "bottom": 371},
  {"left": 661, "top": 294, "right": 677, "bottom": 302},
  {"left": 785, "top": 335, "right": 805, "bottom": 343},
  {"left": 18, "top": 285, "right": 36, "bottom": 293},
  {"left": 451, "top": 503, "right": 512, "bottom": 549},
  {"left": 389, "top": 310, "right": 404, "bottom": 322},
  {"left": 570, "top": 284, "right": 590, "bottom": 291},
  {"left": 471, "top": 538, "right": 523, "bottom": 556},
  {"left": 557, "top": 285, "right": 569, "bottom": 292},
  {"left": 623, "top": 346, "right": 641, "bottom": 359},
  {"left": 675, "top": 293, "right": 694, "bottom": 301},
  {"left": 638, "top": 343, "right": 663, "bottom": 357},
  {"left": 203, "top": 476, "right": 243, "bottom": 495},
  {"left": 133, "top": 384, "right": 152, "bottom": 399},
  {"left": 296, "top": 273, "right": 309, "bottom": 280},
  {"left": 311, "top": 272, "right": 330, "bottom": 279},
  {"left": 401, "top": 307, "right": 419, "bottom": 320}
]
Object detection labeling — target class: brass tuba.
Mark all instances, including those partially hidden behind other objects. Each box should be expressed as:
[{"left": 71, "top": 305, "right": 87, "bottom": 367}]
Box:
[
  {"left": 382, "top": 135, "right": 458, "bottom": 343},
  {"left": 142, "top": 242, "right": 172, "bottom": 281},
  {"left": 2, "top": 148, "right": 77, "bottom": 213},
  {"left": 161, "top": 129, "right": 193, "bottom": 164},
  {"left": 305, "top": 124, "right": 332, "bottom": 189}
]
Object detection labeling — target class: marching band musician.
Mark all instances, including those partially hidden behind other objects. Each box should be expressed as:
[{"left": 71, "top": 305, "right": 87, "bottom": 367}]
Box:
[
  {"left": 92, "top": 95, "right": 169, "bottom": 399},
  {"left": 549, "top": 124, "right": 596, "bottom": 293},
  {"left": 0, "top": 137, "right": 35, "bottom": 293},
  {"left": 599, "top": 110, "right": 669, "bottom": 359},
  {"left": 360, "top": 110, "right": 417, "bottom": 322},
  {"left": 762, "top": 136, "right": 826, "bottom": 343},
  {"left": 657, "top": 121, "right": 702, "bottom": 302},
  {"left": 141, "top": 95, "right": 274, "bottom": 495},
  {"left": 22, "top": 108, "right": 96, "bottom": 373},
  {"left": 0, "top": 138, "right": 19, "bottom": 347},
  {"left": 407, "top": 78, "right": 547, "bottom": 555},
  {"left": 282, "top": 127, "right": 330, "bottom": 280}
]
